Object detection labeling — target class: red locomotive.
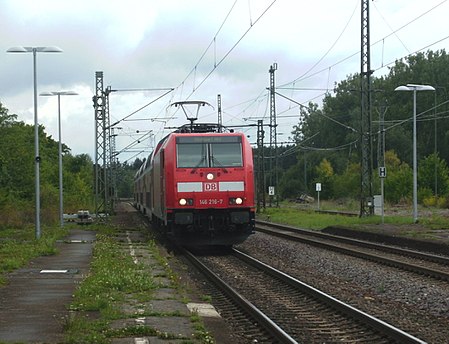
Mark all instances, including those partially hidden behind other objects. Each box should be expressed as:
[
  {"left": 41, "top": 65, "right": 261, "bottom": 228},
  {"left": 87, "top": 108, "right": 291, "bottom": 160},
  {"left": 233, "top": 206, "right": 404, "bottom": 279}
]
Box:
[{"left": 134, "top": 101, "right": 255, "bottom": 246}]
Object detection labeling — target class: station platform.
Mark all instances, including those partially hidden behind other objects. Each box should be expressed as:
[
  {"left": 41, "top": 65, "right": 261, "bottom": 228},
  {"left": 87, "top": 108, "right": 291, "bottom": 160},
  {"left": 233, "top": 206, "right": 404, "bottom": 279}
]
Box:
[{"left": 0, "top": 229, "right": 95, "bottom": 343}]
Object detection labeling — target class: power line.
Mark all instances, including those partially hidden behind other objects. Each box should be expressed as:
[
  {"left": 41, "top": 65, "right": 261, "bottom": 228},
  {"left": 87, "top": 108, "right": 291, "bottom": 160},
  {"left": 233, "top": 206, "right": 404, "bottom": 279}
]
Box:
[
  {"left": 278, "top": 1, "right": 447, "bottom": 88},
  {"left": 183, "top": 0, "right": 278, "bottom": 99},
  {"left": 279, "top": 0, "right": 359, "bottom": 87}
]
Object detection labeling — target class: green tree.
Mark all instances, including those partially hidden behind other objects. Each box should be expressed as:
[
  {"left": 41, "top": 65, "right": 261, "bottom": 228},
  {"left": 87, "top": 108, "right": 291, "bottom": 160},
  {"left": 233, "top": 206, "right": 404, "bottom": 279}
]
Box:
[
  {"left": 314, "top": 158, "right": 334, "bottom": 199},
  {"left": 287, "top": 49, "right": 449, "bottom": 205},
  {"left": 63, "top": 154, "right": 94, "bottom": 212},
  {"left": 278, "top": 164, "right": 304, "bottom": 199},
  {"left": 384, "top": 150, "right": 412, "bottom": 204},
  {"left": 0, "top": 102, "right": 95, "bottom": 227},
  {"left": 418, "top": 153, "right": 449, "bottom": 197},
  {"left": 332, "top": 162, "right": 360, "bottom": 199}
]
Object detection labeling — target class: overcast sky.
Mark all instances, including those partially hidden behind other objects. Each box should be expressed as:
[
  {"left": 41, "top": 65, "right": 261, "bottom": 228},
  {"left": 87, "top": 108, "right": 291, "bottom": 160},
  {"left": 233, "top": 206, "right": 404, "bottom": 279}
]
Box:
[{"left": 1, "top": 0, "right": 448, "bottom": 163}]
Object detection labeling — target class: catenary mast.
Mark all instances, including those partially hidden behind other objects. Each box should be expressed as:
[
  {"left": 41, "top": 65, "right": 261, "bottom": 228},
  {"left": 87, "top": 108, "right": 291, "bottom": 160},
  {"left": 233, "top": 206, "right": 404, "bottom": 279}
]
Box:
[{"left": 360, "top": 0, "right": 374, "bottom": 216}]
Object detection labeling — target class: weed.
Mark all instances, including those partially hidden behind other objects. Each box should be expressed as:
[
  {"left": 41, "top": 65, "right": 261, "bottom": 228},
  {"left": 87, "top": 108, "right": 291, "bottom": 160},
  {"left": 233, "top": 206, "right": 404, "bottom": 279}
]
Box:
[{"left": 201, "top": 295, "right": 212, "bottom": 303}]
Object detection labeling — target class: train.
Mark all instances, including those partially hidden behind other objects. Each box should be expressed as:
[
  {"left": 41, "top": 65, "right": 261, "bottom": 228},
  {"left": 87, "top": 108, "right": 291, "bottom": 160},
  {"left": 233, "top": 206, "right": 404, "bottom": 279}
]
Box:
[{"left": 134, "top": 101, "right": 255, "bottom": 246}]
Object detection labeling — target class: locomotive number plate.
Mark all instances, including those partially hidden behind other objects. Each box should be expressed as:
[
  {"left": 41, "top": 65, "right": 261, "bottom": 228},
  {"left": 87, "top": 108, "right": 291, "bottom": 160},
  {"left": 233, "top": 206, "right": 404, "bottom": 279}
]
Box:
[
  {"left": 199, "top": 199, "right": 224, "bottom": 205},
  {"left": 203, "top": 182, "right": 218, "bottom": 191}
]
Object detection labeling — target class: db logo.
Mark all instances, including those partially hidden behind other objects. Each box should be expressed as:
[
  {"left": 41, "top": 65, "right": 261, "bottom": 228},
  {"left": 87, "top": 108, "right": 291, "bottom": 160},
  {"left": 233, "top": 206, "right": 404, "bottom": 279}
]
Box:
[{"left": 203, "top": 182, "right": 218, "bottom": 191}]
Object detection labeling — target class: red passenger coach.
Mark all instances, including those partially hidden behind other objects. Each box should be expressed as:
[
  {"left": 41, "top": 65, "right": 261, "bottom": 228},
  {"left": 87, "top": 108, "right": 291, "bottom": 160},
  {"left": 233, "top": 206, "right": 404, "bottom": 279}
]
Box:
[{"left": 135, "top": 122, "right": 255, "bottom": 246}]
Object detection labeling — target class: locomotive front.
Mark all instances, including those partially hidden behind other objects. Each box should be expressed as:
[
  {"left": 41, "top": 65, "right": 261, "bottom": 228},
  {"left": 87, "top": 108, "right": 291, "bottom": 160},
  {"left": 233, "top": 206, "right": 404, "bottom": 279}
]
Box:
[{"left": 164, "top": 132, "right": 255, "bottom": 246}]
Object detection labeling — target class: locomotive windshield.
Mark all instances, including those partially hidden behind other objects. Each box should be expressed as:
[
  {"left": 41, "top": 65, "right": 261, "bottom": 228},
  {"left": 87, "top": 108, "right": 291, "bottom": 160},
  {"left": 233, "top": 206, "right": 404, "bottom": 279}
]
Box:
[{"left": 176, "top": 136, "right": 243, "bottom": 168}]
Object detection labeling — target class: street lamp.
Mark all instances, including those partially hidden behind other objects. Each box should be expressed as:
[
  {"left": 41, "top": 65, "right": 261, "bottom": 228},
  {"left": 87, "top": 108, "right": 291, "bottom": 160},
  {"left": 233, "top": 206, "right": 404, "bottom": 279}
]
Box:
[
  {"left": 40, "top": 91, "right": 78, "bottom": 228},
  {"left": 394, "top": 84, "right": 435, "bottom": 223},
  {"left": 7, "top": 46, "right": 63, "bottom": 239}
]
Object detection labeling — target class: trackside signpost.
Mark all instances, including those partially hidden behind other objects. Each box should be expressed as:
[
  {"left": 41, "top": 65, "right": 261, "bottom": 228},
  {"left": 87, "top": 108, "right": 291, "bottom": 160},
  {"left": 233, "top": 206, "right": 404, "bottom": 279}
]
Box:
[
  {"left": 316, "top": 183, "right": 321, "bottom": 210},
  {"left": 379, "top": 167, "right": 386, "bottom": 223}
]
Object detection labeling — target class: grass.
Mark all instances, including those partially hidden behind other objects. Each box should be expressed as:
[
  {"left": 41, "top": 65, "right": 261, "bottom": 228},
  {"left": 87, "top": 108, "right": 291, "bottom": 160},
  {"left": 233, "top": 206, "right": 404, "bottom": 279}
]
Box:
[
  {"left": 258, "top": 206, "right": 406, "bottom": 229},
  {"left": 0, "top": 225, "right": 69, "bottom": 286},
  {"left": 65, "top": 231, "right": 157, "bottom": 343},
  {"left": 65, "top": 225, "right": 213, "bottom": 343},
  {"left": 258, "top": 201, "right": 449, "bottom": 231},
  {"left": 0, "top": 220, "right": 213, "bottom": 343}
]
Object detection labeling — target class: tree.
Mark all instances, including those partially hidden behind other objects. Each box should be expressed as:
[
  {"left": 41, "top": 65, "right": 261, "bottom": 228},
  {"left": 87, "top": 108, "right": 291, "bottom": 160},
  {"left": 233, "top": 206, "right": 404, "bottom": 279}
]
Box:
[
  {"left": 384, "top": 150, "right": 412, "bottom": 204},
  {"left": 285, "top": 49, "right": 449, "bottom": 205},
  {"left": 418, "top": 153, "right": 449, "bottom": 197},
  {"left": 278, "top": 164, "right": 304, "bottom": 198},
  {"left": 332, "top": 162, "right": 360, "bottom": 199},
  {"left": 0, "top": 102, "right": 95, "bottom": 227},
  {"left": 314, "top": 158, "right": 334, "bottom": 199}
]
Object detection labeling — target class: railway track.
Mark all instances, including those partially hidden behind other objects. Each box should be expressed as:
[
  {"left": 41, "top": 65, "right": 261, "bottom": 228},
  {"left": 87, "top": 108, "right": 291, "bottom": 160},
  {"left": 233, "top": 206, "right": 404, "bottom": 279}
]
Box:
[
  {"left": 256, "top": 220, "right": 449, "bottom": 281},
  {"left": 182, "top": 247, "right": 426, "bottom": 343}
]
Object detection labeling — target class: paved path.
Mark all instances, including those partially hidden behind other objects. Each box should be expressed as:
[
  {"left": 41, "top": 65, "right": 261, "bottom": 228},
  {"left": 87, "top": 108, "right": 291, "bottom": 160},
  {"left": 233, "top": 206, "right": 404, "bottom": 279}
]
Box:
[{"left": 0, "top": 229, "right": 95, "bottom": 343}]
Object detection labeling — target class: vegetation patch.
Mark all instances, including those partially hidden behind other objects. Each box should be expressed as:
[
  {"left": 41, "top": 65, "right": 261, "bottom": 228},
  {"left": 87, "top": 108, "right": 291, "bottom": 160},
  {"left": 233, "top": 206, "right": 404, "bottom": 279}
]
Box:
[
  {"left": 259, "top": 203, "right": 449, "bottom": 232},
  {"left": 66, "top": 225, "right": 213, "bottom": 343},
  {"left": 0, "top": 226, "right": 68, "bottom": 286}
]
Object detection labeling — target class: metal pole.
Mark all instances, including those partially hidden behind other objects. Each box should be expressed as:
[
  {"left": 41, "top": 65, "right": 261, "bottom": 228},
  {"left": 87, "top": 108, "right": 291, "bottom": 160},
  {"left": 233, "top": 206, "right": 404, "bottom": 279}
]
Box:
[
  {"left": 395, "top": 84, "right": 434, "bottom": 223},
  {"left": 381, "top": 177, "right": 385, "bottom": 223},
  {"left": 7, "top": 46, "right": 62, "bottom": 238},
  {"left": 32, "top": 48, "right": 41, "bottom": 239},
  {"left": 412, "top": 90, "right": 418, "bottom": 223},
  {"left": 434, "top": 91, "right": 438, "bottom": 198},
  {"left": 57, "top": 94, "right": 64, "bottom": 227}
]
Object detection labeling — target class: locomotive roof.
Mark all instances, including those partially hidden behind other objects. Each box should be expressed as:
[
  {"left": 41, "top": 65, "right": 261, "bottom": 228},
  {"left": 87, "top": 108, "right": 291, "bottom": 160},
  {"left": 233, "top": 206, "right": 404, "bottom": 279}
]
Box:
[{"left": 173, "top": 122, "right": 233, "bottom": 133}]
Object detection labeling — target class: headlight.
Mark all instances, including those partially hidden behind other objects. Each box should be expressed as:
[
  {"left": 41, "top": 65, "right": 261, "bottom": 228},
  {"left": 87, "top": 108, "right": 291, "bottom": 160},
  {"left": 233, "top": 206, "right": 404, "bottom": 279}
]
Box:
[
  {"left": 206, "top": 173, "right": 214, "bottom": 180},
  {"left": 179, "top": 198, "right": 193, "bottom": 206},
  {"left": 229, "top": 197, "right": 243, "bottom": 205}
]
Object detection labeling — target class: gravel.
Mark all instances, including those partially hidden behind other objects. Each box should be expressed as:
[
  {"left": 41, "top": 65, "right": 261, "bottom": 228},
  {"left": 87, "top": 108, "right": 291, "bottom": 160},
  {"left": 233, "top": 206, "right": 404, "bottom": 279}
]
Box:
[{"left": 236, "top": 232, "right": 449, "bottom": 343}]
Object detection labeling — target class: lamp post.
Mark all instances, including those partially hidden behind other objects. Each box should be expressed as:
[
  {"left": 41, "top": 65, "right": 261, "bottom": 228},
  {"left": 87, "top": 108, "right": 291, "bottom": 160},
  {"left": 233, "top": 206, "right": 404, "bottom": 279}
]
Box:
[
  {"left": 395, "top": 84, "right": 435, "bottom": 223},
  {"left": 40, "top": 91, "right": 78, "bottom": 227},
  {"left": 7, "top": 46, "right": 63, "bottom": 239}
]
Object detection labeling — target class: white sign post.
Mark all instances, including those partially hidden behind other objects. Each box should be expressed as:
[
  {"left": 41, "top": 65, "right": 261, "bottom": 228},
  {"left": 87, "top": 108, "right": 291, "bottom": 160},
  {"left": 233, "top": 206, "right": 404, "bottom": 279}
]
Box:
[
  {"left": 268, "top": 186, "right": 275, "bottom": 207},
  {"left": 379, "top": 167, "right": 387, "bottom": 224},
  {"left": 316, "top": 183, "right": 321, "bottom": 210}
]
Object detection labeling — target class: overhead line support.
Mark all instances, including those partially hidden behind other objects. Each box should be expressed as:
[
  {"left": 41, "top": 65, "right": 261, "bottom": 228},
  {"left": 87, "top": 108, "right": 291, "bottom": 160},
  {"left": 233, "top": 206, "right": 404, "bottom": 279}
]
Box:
[
  {"left": 93, "top": 72, "right": 112, "bottom": 222},
  {"left": 360, "top": 0, "right": 374, "bottom": 216},
  {"left": 269, "top": 63, "right": 278, "bottom": 207}
]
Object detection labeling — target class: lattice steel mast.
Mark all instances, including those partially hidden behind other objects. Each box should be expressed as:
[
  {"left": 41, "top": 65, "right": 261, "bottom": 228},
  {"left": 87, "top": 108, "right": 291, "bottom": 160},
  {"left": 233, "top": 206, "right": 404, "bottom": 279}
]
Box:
[
  {"left": 93, "top": 71, "right": 112, "bottom": 221},
  {"left": 360, "top": 0, "right": 374, "bottom": 216},
  {"left": 269, "top": 63, "right": 278, "bottom": 207},
  {"left": 256, "top": 119, "right": 266, "bottom": 212}
]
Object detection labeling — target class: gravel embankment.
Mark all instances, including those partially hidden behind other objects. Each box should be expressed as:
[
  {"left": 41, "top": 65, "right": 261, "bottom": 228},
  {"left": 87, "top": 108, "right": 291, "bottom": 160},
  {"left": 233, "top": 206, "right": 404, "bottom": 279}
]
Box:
[{"left": 236, "top": 232, "right": 449, "bottom": 343}]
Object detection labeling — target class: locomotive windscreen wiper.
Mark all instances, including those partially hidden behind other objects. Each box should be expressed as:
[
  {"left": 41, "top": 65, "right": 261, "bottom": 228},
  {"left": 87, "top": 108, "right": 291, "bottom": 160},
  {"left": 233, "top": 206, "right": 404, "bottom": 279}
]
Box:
[
  {"left": 190, "top": 156, "right": 206, "bottom": 174},
  {"left": 210, "top": 155, "right": 228, "bottom": 173}
]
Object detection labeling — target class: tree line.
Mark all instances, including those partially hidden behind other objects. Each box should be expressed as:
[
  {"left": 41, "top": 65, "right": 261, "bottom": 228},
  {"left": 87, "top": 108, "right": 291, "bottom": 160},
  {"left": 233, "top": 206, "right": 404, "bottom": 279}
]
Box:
[
  {"left": 0, "top": 104, "right": 94, "bottom": 228},
  {"left": 269, "top": 49, "right": 449, "bottom": 207},
  {"left": 0, "top": 101, "right": 142, "bottom": 229}
]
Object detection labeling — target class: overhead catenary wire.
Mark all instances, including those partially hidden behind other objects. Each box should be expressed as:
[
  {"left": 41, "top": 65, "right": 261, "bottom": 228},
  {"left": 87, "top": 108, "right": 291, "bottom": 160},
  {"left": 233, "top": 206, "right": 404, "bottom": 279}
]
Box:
[
  {"left": 280, "top": 0, "right": 448, "bottom": 88},
  {"left": 183, "top": 0, "right": 278, "bottom": 99},
  {"left": 231, "top": 2, "right": 449, "bottom": 145},
  {"left": 148, "top": 0, "right": 279, "bottom": 142},
  {"left": 177, "top": 0, "right": 239, "bottom": 89},
  {"left": 378, "top": 99, "right": 449, "bottom": 134},
  {"left": 157, "top": 1, "right": 446, "bottom": 148},
  {"left": 117, "top": 0, "right": 447, "bottom": 163},
  {"left": 278, "top": 0, "right": 359, "bottom": 88},
  {"left": 275, "top": 91, "right": 357, "bottom": 132},
  {"left": 108, "top": 88, "right": 174, "bottom": 129}
]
